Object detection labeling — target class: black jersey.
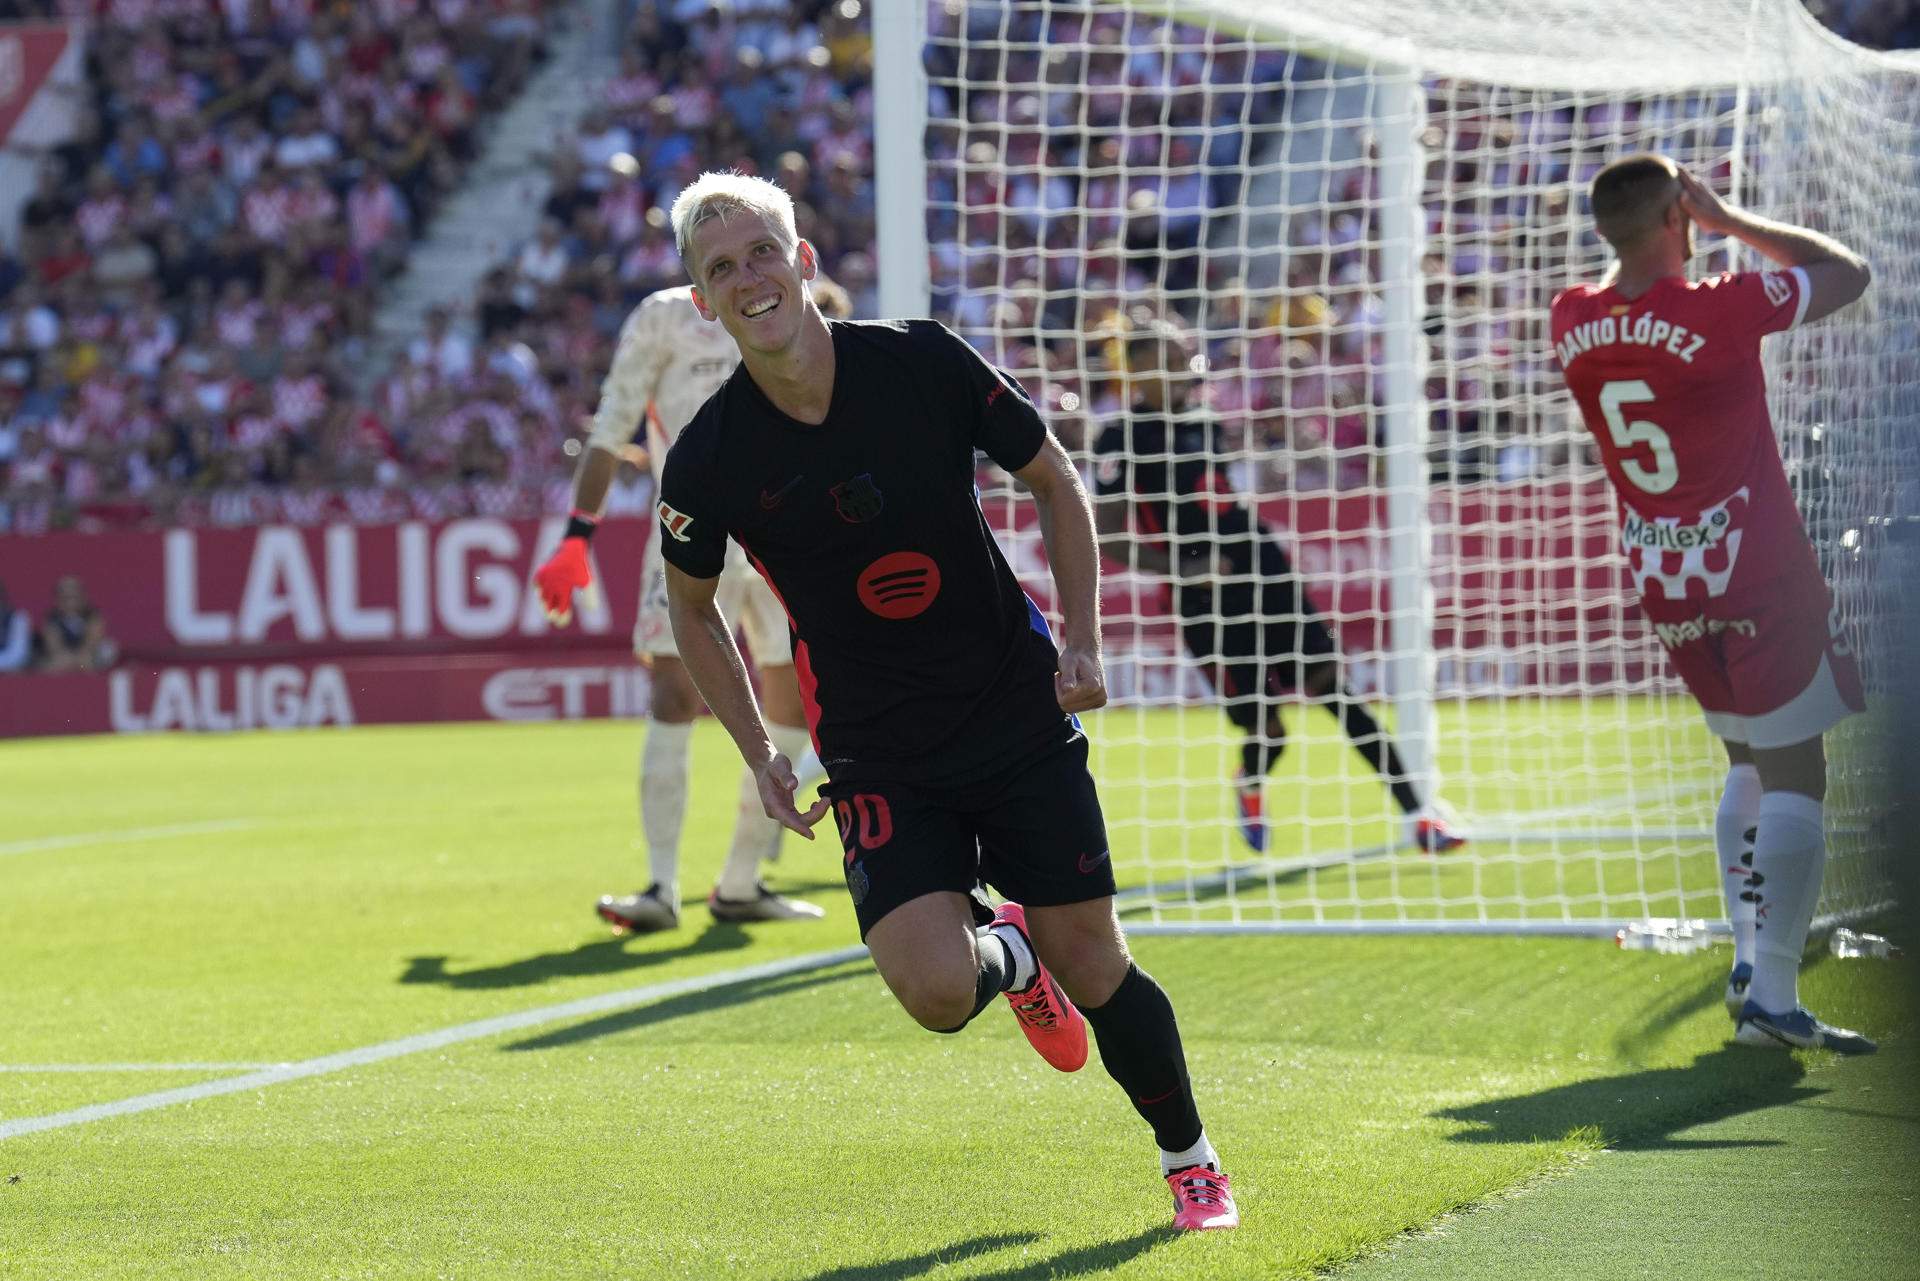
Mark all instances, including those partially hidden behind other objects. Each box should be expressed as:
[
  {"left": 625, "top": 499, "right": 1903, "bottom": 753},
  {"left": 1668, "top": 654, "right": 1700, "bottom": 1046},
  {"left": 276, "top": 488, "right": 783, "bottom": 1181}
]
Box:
[
  {"left": 657, "top": 319, "right": 1071, "bottom": 785},
  {"left": 1091, "top": 411, "right": 1266, "bottom": 570}
]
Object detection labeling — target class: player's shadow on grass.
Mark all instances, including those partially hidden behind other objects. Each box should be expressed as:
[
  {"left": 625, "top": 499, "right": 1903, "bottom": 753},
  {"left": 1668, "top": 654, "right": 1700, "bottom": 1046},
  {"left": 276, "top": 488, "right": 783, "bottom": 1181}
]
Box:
[
  {"left": 398, "top": 921, "right": 753, "bottom": 991},
  {"left": 1609, "top": 963, "right": 1734, "bottom": 1060},
  {"left": 1436, "top": 1046, "right": 1819, "bottom": 1150},
  {"left": 791, "top": 1225, "right": 1175, "bottom": 1281},
  {"left": 501, "top": 961, "right": 871, "bottom": 1051}
]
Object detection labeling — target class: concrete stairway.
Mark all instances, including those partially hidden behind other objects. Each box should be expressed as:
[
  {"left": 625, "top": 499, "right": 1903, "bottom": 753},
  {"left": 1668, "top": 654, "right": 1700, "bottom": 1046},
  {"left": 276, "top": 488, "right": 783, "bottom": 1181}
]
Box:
[{"left": 359, "top": 0, "right": 623, "bottom": 389}]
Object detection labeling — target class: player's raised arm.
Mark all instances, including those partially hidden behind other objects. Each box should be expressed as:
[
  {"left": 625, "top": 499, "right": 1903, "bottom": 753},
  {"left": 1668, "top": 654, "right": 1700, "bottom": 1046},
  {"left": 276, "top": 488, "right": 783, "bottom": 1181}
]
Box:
[
  {"left": 1015, "top": 433, "right": 1108, "bottom": 714},
  {"left": 533, "top": 300, "right": 665, "bottom": 624},
  {"left": 1676, "top": 168, "right": 1872, "bottom": 324}
]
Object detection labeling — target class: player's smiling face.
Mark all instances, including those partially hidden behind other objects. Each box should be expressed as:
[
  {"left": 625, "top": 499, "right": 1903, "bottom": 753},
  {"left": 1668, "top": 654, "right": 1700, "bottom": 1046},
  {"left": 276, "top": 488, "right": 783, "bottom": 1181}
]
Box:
[{"left": 689, "top": 211, "right": 817, "bottom": 354}]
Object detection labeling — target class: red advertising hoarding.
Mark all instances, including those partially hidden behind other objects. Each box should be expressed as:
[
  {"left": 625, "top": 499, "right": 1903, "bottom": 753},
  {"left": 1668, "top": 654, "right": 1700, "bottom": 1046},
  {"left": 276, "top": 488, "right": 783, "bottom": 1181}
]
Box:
[
  {"left": 1, "top": 653, "right": 647, "bottom": 739},
  {"left": 0, "top": 484, "right": 1660, "bottom": 737},
  {"left": 1, "top": 515, "right": 654, "bottom": 662}
]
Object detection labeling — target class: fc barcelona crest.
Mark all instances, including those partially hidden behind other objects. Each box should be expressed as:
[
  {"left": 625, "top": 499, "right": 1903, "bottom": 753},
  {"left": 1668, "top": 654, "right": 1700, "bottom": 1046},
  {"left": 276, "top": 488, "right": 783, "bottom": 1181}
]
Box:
[{"left": 831, "top": 473, "right": 885, "bottom": 523}]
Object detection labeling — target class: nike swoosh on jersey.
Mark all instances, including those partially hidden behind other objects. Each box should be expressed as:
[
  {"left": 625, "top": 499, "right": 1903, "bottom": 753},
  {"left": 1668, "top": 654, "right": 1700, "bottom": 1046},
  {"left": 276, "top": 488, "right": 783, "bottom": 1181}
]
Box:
[
  {"left": 1078, "top": 850, "right": 1111, "bottom": 874},
  {"left": 759, "top": 475, "right": 806, "bottom": 510}
]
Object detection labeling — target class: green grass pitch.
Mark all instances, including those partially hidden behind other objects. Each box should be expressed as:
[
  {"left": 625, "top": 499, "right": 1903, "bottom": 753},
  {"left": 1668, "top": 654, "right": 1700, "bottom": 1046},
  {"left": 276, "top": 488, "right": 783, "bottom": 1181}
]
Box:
[{"left": 0, "top": 708, "right": 1907, "bottom": 1279}]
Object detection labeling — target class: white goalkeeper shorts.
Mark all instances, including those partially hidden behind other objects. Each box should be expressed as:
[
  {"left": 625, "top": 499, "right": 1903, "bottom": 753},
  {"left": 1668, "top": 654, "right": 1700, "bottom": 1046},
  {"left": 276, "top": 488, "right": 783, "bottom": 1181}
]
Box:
[{"left": 632, "top": 535, "right": 793, "bottom": 669}]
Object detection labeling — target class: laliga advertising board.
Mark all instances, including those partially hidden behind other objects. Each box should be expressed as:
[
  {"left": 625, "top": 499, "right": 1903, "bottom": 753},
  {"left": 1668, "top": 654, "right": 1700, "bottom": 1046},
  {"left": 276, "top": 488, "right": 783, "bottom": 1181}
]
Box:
[
  {"left": 6, "top": 515, "right": 651, "bottom": 657},
  {"left": 0, "top": 481, "right": 1640, "bottom": 737},
  {"left": 0, "top": 516, "right": 653, "bottom": 738}
]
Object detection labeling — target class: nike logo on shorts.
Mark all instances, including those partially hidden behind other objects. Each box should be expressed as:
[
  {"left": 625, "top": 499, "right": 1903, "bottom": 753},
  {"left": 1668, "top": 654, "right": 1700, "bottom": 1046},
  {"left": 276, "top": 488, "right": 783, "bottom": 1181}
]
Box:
[{"left": 1078, "top": 849, "right": 1110, "bottom": 874}]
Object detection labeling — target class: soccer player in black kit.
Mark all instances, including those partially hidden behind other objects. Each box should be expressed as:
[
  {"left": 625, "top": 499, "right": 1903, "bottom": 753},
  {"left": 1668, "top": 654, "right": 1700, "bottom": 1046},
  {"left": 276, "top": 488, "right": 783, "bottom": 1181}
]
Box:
[
  {"left": 1092, "top": 320, "right": 1465, "bottom": 855},
  {"left": 654, "top": 173, "right": 1237, "bottom": 1231}
]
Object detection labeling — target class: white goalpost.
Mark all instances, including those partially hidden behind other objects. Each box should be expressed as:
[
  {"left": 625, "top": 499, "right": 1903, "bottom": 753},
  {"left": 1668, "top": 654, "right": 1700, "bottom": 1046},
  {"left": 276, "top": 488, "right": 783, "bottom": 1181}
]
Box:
[{"left": 873, "top": 0, "right": 1916, "bottom": 933}]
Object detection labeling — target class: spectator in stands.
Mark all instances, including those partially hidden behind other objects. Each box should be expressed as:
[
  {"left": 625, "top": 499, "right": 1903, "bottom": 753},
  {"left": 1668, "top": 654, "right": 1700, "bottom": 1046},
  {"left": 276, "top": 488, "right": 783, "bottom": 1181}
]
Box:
[
  {"left": 0, "top": 582, "right": 30, "bottom": 674},
  {"left": 513, "top": 219, "right": 573, "bottom": 306},
  {"left": 17, "top": 161, "right": 70, "bottom": 263},
  {"left": 36, "top": 576, "right": 117, "bottom": 673},
  {"left": 0, "top": 0, "right": 554, "bottom": 533}
]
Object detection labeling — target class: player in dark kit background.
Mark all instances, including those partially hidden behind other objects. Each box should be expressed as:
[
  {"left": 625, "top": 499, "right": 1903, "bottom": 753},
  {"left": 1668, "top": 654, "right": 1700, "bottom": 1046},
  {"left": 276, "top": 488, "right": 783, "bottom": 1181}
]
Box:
[
  {"left": 1092, "top": 320, "right": 1465, "bottom": 855},
  {"left": 654, "top": 172, "right": 1238, "bottom": 1231}
]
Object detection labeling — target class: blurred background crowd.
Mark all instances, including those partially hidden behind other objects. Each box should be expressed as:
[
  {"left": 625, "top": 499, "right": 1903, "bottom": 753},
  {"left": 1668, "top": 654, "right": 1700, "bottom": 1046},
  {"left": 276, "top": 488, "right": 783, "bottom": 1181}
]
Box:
[{"left": 0, "top": 0, "right": 1910, "bottom": 572}]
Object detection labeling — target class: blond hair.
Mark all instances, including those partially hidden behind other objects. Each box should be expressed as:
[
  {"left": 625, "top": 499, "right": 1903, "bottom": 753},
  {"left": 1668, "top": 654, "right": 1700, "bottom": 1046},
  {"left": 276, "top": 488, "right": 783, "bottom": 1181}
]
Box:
[{"left": 669, "top": 171, "right": 799, "bottom": 278}]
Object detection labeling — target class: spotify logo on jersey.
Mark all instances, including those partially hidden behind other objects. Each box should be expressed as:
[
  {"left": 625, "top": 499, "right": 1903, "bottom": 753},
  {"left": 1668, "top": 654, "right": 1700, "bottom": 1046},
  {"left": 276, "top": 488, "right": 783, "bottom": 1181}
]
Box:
[{"left": 857, "top": 551, "right": 942, "bottom": 619}]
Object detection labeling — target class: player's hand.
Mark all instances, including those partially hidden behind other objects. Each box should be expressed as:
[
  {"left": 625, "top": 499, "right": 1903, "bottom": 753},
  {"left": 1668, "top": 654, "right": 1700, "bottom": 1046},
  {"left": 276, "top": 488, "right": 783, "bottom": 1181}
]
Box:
[
  {"left": 533, "top": 535, "right": 593, "bottom": 625},
  {"left": 756, "top": 751, "right": 830, "bottom": 839},
  {"left": 1054, "top": 644, "right": 1108, "bottom": 713},
  {"left": 1675, "top": 168, "right": 1736, "bottom": 235}
]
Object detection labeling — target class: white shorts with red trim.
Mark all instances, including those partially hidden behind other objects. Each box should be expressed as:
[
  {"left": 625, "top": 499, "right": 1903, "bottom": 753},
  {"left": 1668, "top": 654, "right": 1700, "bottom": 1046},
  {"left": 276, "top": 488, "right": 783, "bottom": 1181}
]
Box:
[
  {"left": 633, "top": 536, "right": 793, "bottom": 669},
  {"left": 1642, "top": 571, "right": 1864, "bottom": 750}
]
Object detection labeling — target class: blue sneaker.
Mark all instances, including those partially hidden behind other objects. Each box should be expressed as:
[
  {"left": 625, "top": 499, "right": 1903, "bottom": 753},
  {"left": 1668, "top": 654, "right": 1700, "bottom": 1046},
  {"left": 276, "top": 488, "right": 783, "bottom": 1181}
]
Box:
[
  {"left": 1733, "top": 1000, "right": 1877, "bottom": 1055},
  {"left": 1723, "top": 962, "right": 1752, "bottom": 1020},
  {"left": 1232, "top": 776, "right": 1265, "bottom": 853}
]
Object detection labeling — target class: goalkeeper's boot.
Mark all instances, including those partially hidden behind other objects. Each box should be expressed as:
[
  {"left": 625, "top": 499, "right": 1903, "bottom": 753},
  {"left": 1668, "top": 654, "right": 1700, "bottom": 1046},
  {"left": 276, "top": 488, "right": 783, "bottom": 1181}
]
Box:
[
  {"left": 991, "top": 901, "right": 1088, "bottom": 1073},
  {"left": 1231, "top": 776, "right": 1267, "bottom": 853},
  {"left": 707, "top": 882, "right": 826, "bottom": 923},
  {"left": 1406, "top": 809, "right": 1467, "bottom": 854},
  {"left": 1167, "top": 1164, "right": 1240, "bottom": 1231},
  {"left": 1733, "top": 1000, "right": 1877, "bottom": 1055},
  {"left": 596, "top": 884, "right": 678, "bottom": 935},
  {"left": 1724, "top": 961, "right": 1753, "bottom": 1020}
]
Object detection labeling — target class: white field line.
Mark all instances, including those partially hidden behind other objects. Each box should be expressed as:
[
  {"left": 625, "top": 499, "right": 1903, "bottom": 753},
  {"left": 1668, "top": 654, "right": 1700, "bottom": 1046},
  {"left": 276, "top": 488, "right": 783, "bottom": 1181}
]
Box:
[
  {"left": 0, "top": 946, "right": 869, "bottom": 1142},
  {"left": 1471, "top": 781, "right": 1718, "bottom": 829},
  {"left": 0, "top": 819, "right": 263, "bottom": 859},
  {"left": 1121, "top": 825, "right": 1720, "bottom": 925},
  {"left": 0, "top": 1063, "right": 288, "bottom": 1073}
]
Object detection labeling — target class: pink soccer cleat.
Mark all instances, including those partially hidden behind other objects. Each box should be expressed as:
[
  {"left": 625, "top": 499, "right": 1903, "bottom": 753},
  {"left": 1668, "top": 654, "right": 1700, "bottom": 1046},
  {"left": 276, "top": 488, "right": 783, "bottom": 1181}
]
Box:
[
  {"left": 1407, "top": 811, "right": 1467, "bottom": 854},
  {"left": 1232, "top": 776, "right": 1266, "bottom": 853},
  {"left": 1167, "top": 1164, "right": 1239, "bottom": 1230},
  {"left": 991, "top": 902, "right": 1088, "bottom": 1073}
]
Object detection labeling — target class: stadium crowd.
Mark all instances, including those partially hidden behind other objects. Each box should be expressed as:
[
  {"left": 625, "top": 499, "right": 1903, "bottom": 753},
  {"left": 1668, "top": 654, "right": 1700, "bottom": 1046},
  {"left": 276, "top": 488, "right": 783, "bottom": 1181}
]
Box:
[
  {"left": 0, "top": 0, "right": 1912, "bottom": 537},
  {"left": 0, "top": 0, "right": 555, "bottom": 535}
]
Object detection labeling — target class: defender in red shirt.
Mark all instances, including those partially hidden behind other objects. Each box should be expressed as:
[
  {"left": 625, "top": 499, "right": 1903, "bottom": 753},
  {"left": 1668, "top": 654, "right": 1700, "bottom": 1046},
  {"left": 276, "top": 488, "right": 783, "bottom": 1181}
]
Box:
[{"left": 1552, "top": 155, "right": 1874, "bottom": 1054}]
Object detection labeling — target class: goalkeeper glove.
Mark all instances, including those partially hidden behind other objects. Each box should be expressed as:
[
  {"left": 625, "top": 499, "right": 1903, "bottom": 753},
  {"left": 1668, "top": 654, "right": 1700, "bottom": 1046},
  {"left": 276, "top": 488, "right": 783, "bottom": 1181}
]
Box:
[{"left": 534, "top": 516, "right": 596, "bottom": 624}]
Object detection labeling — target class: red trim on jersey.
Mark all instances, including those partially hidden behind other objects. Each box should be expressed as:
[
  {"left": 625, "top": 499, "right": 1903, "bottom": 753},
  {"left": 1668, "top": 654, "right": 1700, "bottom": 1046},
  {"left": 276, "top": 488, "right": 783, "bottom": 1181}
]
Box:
[
  {"left": 791, "top": 641, "right": 822, "bottom": 750},
  {"left": 745, "top": 550, "right": 821, "bottom": 750}
]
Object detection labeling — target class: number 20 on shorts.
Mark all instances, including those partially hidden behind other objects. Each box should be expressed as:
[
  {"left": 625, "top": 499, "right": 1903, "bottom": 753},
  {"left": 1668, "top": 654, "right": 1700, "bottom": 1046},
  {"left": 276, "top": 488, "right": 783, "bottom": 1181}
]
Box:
[{"left": 835, "top": 793, "right": 894, "bottom": 861}]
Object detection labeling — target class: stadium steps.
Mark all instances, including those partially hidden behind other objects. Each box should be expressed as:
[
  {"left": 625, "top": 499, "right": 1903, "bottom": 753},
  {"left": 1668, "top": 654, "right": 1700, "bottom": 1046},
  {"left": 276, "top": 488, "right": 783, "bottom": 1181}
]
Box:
[{"left": 359, "top": 0, "right": 624, "bottom": 392}]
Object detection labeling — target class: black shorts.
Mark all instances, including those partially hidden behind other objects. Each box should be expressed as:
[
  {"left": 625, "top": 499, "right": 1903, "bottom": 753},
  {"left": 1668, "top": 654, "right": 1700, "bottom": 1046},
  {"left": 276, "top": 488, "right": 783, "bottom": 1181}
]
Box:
[
  {"left": 1177, "top": 539, "right": 1339, "bottom": 701},
  {"left": 822, "top": 726, "right": 1116, "bottom": 939}
]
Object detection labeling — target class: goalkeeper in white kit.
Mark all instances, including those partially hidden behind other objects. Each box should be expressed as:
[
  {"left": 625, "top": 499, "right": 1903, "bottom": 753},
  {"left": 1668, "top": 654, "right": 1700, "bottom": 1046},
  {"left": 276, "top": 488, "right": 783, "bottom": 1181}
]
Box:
[{"left": 535, "top": 280, "right": 853, "bottom": 931}]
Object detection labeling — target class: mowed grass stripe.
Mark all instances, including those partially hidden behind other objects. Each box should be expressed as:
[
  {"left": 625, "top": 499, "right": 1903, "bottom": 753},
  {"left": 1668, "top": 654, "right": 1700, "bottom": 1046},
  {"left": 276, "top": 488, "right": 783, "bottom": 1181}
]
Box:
[{"left": 0, "top": 946, "right": 867, "bottom": 1142}]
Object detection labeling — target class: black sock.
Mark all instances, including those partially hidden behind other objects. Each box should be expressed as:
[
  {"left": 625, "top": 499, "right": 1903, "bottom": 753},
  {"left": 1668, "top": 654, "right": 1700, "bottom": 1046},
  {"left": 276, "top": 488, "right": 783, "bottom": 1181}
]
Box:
[
  {"left": 1232, "top": 704, "right": 1285, "bottom": 778},
  {"left": 931, "top": 931, "right": 1015, "bottom": 1034},
  {"left": 1333, "top": 697, "right": 1421, "bottom": 814},
  {"left": 1080, "top": 964, "right": 1203, "bottom": 1152}
]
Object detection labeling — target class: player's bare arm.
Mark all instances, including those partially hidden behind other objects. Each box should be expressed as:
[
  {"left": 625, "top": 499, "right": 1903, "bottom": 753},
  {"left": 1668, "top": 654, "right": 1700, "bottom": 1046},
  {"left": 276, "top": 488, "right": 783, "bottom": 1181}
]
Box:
[
  {"left": 569, "top": 443, "right": 623, "bottom": 517},
  {"left": 663, "top": 561, "right": 828, "bottom": 838},
  {"left": 1093, "top": 491, "right": 1174, "bottom": 578},
  {"left": 1675, "top": 168, "right": 1871, "bottom": 322},
  {"left": 534, "top": 442, "right": 649, "bottom": 625},
  {"left": 534, "top": 299, "right": 668, "bottom": 624},
  {"left": 1014, "top": 433, "right": 1108, "bottom": 714}
]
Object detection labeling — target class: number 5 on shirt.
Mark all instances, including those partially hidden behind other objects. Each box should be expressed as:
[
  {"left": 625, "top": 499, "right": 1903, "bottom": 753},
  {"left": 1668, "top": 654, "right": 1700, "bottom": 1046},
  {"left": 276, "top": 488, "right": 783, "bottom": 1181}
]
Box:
[{"left": 1598, "top": 379, "right": 1677, "bottom": 494}]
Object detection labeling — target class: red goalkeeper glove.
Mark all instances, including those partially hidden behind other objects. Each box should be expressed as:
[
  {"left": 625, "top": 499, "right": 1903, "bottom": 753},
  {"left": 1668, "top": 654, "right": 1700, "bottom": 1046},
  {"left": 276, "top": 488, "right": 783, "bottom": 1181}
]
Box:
[{"left": 534, "top": 534, "right": 593, "bottom": 625}]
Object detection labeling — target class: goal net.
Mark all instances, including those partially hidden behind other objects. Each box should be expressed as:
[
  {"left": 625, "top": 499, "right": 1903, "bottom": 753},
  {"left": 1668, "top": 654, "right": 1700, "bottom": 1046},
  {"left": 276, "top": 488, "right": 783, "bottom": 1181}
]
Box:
[{"left": 878, "top": 0, "right": 1917, "bottom": 932}]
